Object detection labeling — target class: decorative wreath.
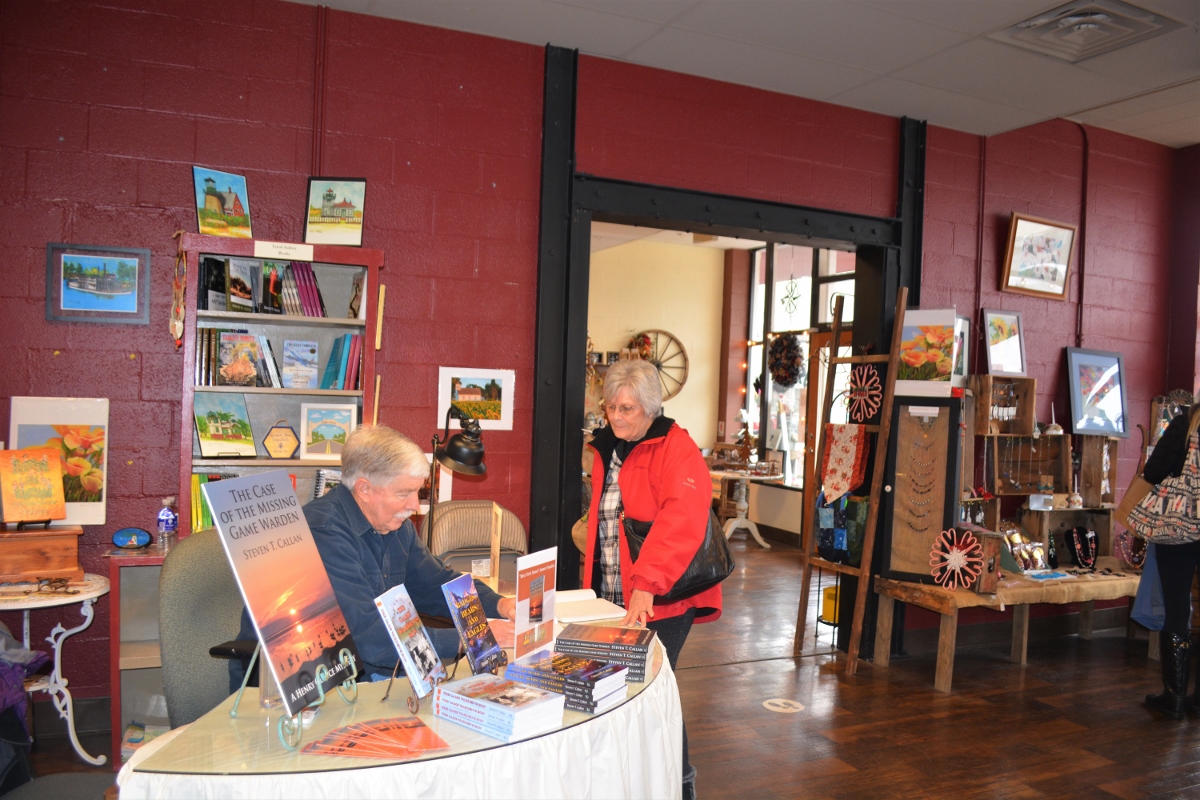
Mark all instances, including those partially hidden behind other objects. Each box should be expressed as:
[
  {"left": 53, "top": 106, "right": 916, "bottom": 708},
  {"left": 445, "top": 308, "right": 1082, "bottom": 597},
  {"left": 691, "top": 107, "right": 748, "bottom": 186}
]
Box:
[
  {"left": 929, "top": 529, "right": 984, "bottom": 591},
  {"left": 768, "top": 334, "right": 803, "bottom": 389},
  {"left": 845, "top": 365, "right": 882, "bottom": 422}
]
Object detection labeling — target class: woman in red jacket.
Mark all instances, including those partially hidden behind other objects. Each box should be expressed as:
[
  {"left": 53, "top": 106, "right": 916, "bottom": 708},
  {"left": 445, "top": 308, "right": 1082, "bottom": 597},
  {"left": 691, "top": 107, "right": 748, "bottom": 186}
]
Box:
[{"left": 584, "top": 359, "right": 721, "bottom": 800}]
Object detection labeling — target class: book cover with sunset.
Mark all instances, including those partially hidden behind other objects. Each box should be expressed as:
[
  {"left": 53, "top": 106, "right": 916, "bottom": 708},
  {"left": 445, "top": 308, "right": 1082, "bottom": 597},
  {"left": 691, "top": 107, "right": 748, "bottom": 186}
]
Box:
[
  {"left": 202, "top": 470, "right": 359, "bottom": 716},
  {"left": 441, "top": 574, "right": 506, "bottom": 675}
]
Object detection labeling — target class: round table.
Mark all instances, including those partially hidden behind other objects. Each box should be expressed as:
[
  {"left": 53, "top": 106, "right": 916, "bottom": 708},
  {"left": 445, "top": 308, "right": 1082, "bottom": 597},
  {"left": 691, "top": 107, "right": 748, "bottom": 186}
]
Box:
[
  {"left": 0, "top": 573, "right": 110, "bottom": 765},
  {"left": 710, "top": 470, "right": 778, "bottom": 549}
]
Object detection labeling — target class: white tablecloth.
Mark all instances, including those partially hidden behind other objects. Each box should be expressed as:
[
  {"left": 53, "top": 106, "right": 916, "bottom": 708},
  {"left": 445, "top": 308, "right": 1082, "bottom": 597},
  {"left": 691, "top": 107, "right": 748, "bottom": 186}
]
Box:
[{"left": 117, "top": 652, "right": 682, "bottom": 800}]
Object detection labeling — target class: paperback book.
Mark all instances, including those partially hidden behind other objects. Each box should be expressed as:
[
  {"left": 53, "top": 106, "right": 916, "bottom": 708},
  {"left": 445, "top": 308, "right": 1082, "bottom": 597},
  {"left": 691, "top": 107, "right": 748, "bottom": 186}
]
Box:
[
  {"left": 554, "top": 588, "right": 627, "bottom": 624},
  {"left": 217, "top": 333, "right": 259, "bottom": 387},
  {"left": 202, "top": 470, "right": 359, "bottom": 717},
  {"left": 514, "top": 547, "right": 556, "bottom": 659},
  {"left": 553, "top": 623, "right": 657, "bottom": 681},
  {"left": 440, "top": 573, "right": 506, "bottom": 675},
  {"left": 0, "top": 446, "right": 67, "bottom": 523},
  {"left": 300, "top": 716, "right": 448, "bottom": 760},
  {"left": 503, "top": 649, "right": 628, "bottom": 701},
  {"left": 374, "top": 583, "right": 446, "bottom": 697},
  {"left": 281, "top": 340, "right": 319, "bottom": 389},
  {"left": 225, "top": 258, "right": 259, "bottom": 313},
  {"left": 261, "top": 261, "right": 285, "bottom": 314},
  {"left": 433, "top": 673, "right": 564, "bottom": 742}
]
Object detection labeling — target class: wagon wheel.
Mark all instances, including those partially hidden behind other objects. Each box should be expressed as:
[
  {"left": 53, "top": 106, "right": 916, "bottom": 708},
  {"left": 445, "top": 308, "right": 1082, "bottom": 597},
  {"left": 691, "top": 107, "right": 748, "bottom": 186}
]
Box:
[{"left": 634, "top": 329, "right": 689, "bottom": 400}]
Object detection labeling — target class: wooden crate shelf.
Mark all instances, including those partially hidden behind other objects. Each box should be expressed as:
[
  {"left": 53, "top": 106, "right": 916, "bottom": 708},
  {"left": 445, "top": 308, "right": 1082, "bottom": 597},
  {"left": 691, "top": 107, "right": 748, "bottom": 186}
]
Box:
[
  {"left": 1079, "top": 435, "right": 1119, "bottom": 508},
  {"left": 969, "top": 375, "right": 1036, "bottom": 436},
  {"left": 1019, "top": 507, "right": 1114, "bottom": 558},
  {"left": 986, "top": 434, "right": 1070, "bottom": 496}
]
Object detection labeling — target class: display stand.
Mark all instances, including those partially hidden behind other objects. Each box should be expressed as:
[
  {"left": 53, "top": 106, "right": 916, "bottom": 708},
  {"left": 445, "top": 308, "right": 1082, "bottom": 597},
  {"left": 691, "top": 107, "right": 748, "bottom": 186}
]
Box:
[
  {"left": 794, "top": 287, "right": 908, "bottom": 672},
  {"left": 230, "top": 641, "right": 358, "bottom": 751}
]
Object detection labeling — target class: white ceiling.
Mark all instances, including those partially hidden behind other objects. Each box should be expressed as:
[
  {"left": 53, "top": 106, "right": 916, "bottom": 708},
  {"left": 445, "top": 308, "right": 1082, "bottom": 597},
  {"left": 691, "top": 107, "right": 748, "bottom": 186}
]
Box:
[{"left": 290, "top": 0, "right": 1200, "bottom": 148}]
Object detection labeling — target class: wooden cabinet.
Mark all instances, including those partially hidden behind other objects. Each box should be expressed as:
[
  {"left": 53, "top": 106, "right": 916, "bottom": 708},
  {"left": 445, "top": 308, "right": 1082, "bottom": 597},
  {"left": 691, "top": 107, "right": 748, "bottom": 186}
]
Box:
[
  {"left": 175, "top": 234, "right": 384, "bottom": 533},
  {"left": 107, "top": 553, "right": 166, "bottom": 767}
]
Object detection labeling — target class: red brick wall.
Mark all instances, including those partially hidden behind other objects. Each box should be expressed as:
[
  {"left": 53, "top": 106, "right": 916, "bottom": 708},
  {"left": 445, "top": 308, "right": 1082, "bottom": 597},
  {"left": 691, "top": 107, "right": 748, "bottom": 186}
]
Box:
[{"left": 0, "top": 0, "right": 542, "bottom": 697}]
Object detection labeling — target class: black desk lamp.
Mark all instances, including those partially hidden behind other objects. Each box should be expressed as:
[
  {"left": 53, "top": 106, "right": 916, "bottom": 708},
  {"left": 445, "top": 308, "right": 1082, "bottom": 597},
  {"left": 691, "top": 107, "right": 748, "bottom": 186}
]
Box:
[{"left": 427, "top": 405, "right": 486, "bottom": 548}]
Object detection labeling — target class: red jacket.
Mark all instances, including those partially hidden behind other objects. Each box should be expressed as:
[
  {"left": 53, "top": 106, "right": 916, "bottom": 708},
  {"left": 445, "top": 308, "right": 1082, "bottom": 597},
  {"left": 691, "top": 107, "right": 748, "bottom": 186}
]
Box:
[{"left": 584, "top": 417, "right": 722, "bottom": 622}]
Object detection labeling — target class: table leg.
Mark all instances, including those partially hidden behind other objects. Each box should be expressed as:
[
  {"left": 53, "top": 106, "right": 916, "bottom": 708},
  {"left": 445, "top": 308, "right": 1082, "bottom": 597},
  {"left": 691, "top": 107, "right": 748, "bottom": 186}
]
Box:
[
  {"left": 721, "top": 478, "right": 771, "bottom": 549},
  {"left": 1078, "top": 600, "right": 1095, "bottom": 640},
  {"left": 874, "top": 594, "right": 894, "bottom": 668},
  {"left": 1011, "top": 604, "right": 1030, "bottom": 666},
  {"left": 37, "top": 599, "right": 107, "bottom": 766},
  {"left": 934, "top": 609, "right": 958, "bottom": 694}
]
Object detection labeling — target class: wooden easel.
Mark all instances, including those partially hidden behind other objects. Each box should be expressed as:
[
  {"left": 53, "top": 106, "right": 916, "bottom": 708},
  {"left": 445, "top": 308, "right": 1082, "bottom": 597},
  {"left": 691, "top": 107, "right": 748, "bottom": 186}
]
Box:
[{"left": 794, "top": 287, "right": 907, "bottom": 674}]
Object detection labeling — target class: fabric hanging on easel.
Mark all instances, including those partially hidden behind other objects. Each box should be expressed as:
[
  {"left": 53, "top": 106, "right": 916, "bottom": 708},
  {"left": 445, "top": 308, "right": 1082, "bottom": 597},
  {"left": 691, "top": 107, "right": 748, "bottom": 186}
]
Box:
[{"left": 822, "top": 423, "right": 868, "bottom": 503}]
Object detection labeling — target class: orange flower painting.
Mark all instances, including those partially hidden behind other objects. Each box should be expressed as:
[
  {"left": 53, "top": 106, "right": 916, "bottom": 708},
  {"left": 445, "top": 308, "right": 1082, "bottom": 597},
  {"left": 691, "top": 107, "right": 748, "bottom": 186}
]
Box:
[
  {"left": 897, "top": 321, "right": 955, "bottom": 382},
  {"left": 16, "top": 424, "right": 106, "bottom": 503}
]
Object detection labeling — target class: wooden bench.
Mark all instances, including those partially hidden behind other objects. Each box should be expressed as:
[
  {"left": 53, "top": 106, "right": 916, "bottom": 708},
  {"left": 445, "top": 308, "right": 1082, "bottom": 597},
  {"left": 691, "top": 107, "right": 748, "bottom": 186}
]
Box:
[{"left": 873, "top": 558, "right": 1142, "bottom": 693}]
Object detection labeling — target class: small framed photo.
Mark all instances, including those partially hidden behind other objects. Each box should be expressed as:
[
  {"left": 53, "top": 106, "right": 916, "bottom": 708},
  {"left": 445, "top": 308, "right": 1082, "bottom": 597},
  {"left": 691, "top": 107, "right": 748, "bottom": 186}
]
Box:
[
  {"left": 437, "top": 367, "right": 516, "bottom": 431},
  {"left": 606, "top": 351, "right": 621, "bottom": 365},
  {"left": 982, "top": 308, "right": 1026, "bottom": 377},
  {"left": 951, "top": 314, "right": 970, "bottom": 388},
  {"left": 10, "top": 397, "right": 110, "bottom": 525},
  {"left": 587, "top": 351, "right": 603, "bottom": 365},
  {"left": 1000, "top": 212, "right": 1077, "bottom": 301},
  {"left": 193, "top": 166, "right": 253, "bottom": 238},
  {"left": 300, "top": 403, "right": 358, "bottom": 459},
  {"left": 304, "top": 177, "right": 366, "bottom": 247},
  {"left": 46, "top": 243, "right": 150, "bottom": 325},
  {"left": 1065, "top": 347, "right": 1130, "bottom": 437}
]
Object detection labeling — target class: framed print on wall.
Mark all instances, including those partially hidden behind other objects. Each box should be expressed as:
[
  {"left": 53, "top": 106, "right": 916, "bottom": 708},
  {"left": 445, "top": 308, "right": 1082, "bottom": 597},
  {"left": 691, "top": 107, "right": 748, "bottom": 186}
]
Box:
[
  {"left": 300, "top": 403, "right": 358, "bottom": 459},
  {"left": 982, "top": 309, "right": 1026, "bottom": 377},
  {"left": 193, "top": 165, "right": 253, "bottom": 238},
  {"left": 1065, "top": 347, "right": 1130, "bottom": 437},
  {"left": 437, "top": 367, "right": 516, "bottom": 431},
  {"left": 46, "top": 243, "right": 150, "bottom": 325},
  {"left": 9, "top": 397, "right": 110, "bottom": 526},
  {"left": 951, "top": 314, "right": 970, "bottom": 388},
  {"left": 304, "top": 178, "right": 367, "bottom": 247},
  {"left": 999, "top": 212, "right": 1077, "bottom": 301}
]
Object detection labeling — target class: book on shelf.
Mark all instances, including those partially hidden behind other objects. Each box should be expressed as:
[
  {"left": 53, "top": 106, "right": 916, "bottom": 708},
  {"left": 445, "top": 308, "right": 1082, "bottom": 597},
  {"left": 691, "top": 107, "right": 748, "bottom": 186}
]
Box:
[
  {"left": 440, "top": 573, "right": 507, "bottom": 675},
  {"left": 503, "top": 648, "right": 628, "bottom": 702},
  {"left": 348, "top": 273, "right": 365, "bottom": 320},
  {"left": 202, "top": 470, "right": 360, "bottom": 717},
  {"left": 120, "top": 722, "right": 170, "bottom": 763},
  {"left": 280, "top": 265, "right": 302, "bottom": 316},
  {"left": 432, "top": 673, "right": 564, "bottom": 743},
  {"left": 292, "top": 262, "right": 321, "bottom": 317},
  {"left": 0, "top": 446, "right": 67, "bottom": 524},
  {"left": 199, "top": 256, "right": 227, "bottom": 311},
  {"left": 313, "top": 469, "right": 341, "bottom": 498},
  {"left": 257, "top": 335, "right": 282, "bottom": 388},
  {"left": 319, "top": 336, "right": 345, "bottom": 390},
  {"left": 191, "top": 472, "right": 236, "bottom": 530},
  {"left": 261, "top": 261, "right": 284, "bottom": 314},
  {"left": 334, "top": 333, "right": 351, "bottom": 390},
  {"left": 343, "top": 334, "right": 362, "bottom": 391},
  {"left": 217, "top": 332, "right": 259, "bottom": 387},
  {"left": 281, "top": 340, "right": 319, "bottom": 389},
  {"left": 373, "top": 584, "right": 447, "bottom": 698},
  {"left": 225, "top": 258, "right": 259, "bottom": 313}
]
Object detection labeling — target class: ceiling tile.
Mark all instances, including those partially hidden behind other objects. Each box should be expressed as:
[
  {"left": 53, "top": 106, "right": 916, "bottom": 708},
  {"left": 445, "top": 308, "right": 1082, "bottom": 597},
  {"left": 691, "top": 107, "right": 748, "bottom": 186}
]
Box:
[
  {"left": 831, "top": 76, "right": 1045, "bottom": 135},
  {"left": 624, "top": 26, "right": 879, "bottom": 101},
  {"left": 1073, "top": 27, "right": 1200, "bottom": 90},
  {"left": 553, "top": 0, "right": 702, "bottom": 25},
  {"left": 853, "top": 0, "right": 1057, "bottom": 35},
  {"left": 670, "top": 0, "right": 969, "bottom": 73}
]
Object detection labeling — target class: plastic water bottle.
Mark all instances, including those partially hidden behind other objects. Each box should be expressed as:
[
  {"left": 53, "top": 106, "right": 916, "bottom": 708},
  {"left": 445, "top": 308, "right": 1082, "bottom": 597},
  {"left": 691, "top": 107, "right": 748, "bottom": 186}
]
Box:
[{"left": 157, "top": 497, "right": 178, "bottom": 553}]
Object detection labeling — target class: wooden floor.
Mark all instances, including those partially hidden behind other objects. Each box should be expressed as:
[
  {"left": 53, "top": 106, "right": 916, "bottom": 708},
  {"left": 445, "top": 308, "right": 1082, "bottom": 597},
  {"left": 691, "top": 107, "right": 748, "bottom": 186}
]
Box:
[{"left": 26, "top": 535, "right": 1195, "bottom": 799}]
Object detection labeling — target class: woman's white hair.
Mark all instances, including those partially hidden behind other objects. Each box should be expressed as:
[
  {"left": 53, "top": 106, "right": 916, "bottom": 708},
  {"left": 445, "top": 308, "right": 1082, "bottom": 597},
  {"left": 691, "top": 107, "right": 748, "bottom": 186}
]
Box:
[
  {"left": 603, "top": 359, "right": 663, "bottom": 419},
  {"left": 340, "top": 425, "right": 428, "bottom": 487}
]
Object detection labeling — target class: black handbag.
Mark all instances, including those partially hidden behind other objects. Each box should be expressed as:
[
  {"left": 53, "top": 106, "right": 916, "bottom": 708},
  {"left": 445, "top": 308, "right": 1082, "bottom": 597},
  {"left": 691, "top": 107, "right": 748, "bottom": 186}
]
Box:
[{"left": 621, "top": 507, "right": 735, "bottom": 602}]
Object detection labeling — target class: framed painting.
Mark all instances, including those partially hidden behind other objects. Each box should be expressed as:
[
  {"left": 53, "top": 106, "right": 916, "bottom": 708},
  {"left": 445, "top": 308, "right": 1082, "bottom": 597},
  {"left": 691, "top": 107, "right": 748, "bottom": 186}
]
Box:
[
  {"left": 951, "top": 314, "right": 970, "bottom": 388},
  {"left": 437, "top": 367, "right": 515, "bottom": 431},
  {"left": 193, "top": 166, "right": 253, "bottom": 238},
  {"left": 1066, "top": 347, "right": 1130, "bottom": 437},
  {"left": 304, "top": 177, "right": 366, "bottom": 247},
  {"left": 193, "top": 393, "right": 257, "bottom": 458},
  {"left": 1000, "top": 212, "right": 1077, "bottom": 301},
  {"left": 982, "top": 309, "right": 1026, "bottom": 377},
  {"left": 46, "top": 243, "right": 150, "bottom": 325},
  {"left": 300, "top": 403, "right": 358, "bottom": 460},
  {"left": 9, "top": 397, "right": 110, "bottom": 525}
]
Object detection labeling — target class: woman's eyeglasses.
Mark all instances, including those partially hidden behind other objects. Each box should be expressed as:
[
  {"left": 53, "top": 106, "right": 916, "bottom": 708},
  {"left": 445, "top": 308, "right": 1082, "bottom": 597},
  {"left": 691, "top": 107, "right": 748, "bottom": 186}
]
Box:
[{"left": 604, "top": 404, "right": 640, "bottom": 416}]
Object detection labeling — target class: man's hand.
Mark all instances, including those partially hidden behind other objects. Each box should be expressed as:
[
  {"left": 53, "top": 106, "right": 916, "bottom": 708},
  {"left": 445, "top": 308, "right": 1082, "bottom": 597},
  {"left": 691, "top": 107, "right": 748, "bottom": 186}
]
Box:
[
  {"left": 620, "top": 589, "right": 655, "bottom": 627},
  {"left": 497, "top": 596, "right": 516, "bottom": 620},
  {"left": 489, "top": 618, "right": 515, "bottom": 648}
]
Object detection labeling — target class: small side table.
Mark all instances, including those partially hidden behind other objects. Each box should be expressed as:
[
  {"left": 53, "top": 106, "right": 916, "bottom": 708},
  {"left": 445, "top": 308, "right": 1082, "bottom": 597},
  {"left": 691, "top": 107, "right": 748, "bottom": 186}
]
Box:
[
  {"left": 710, "top": 471, "right": 772, "bottom": 549},
  {"left": 0, "top": 573, "right": 111, "bottom": 765}
]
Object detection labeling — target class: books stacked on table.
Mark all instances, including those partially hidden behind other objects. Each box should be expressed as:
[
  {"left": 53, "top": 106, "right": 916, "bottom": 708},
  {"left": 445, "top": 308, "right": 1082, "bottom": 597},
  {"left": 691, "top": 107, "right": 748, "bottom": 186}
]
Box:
[
  {"left": 433, "top": 673, "right": 564, "bottom": 743},
  {"left": 504, "top": 649, "right": 629, "bottom": 715},
  {"left": 300, "top": 716, "right": 449, "bottom": 760},
  {"left": 553, "top": 623, "right": 657, "bottom": 682}
]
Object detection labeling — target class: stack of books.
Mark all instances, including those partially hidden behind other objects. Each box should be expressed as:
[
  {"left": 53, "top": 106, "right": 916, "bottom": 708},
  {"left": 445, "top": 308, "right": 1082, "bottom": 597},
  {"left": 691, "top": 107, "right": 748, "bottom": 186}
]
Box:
[
  {"left": 553, "top": 623, "right": 657, "bottom": 682},
  {"left": 433, "top": 673, "right": 564, "bottom": 743},
  {"left": 120, "top": 722, "right": 169, "bottom": 762},
  {"left": 504, "top": 649, "right": 629, "bottom": 714}
]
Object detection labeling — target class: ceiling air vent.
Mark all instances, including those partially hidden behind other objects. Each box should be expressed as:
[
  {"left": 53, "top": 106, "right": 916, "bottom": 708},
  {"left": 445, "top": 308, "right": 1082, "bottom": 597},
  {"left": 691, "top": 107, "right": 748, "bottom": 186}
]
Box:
[{"left": 988, "top": 0, "right": 1184, "bottom": 62}]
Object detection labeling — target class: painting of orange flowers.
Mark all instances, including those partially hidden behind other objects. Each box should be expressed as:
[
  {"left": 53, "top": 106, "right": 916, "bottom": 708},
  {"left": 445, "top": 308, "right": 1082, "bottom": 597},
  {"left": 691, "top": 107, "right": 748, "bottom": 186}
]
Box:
[
  {"left": 895, "top": 309, "right": 957, "bottom": 383},
  {"left": 9, "top": 398, "right": 109, "bottom": 525}
]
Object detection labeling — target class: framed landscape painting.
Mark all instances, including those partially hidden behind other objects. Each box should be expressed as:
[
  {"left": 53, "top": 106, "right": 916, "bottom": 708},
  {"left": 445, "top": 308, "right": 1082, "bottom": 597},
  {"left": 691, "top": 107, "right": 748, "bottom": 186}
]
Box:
[
  {"left": 9, "top": 397, "right": 110, "bottom": 525},
  {"left": 300, "top": 403, "right": 358, "bottom": 460},
  {"left": 193, "top": 166, "right": 253, "bottom": 238},
  {"left": 436, "top": 367, "right": 515, "bottom": 431},
  {"left": 193, "top": 393, "right": 257, "bottom": 458},
  {"left": 1066, "top": 347, "right": 1129, "bottom": 437},
  {"left": 304, "top": 177, "right": 366, "bottom": 246},
  {"left": 1000, "top": 212, "right": 1077, "bottom": 301},
  {"left": 46, "top": 243, "right": 150, "bottom": 325}
]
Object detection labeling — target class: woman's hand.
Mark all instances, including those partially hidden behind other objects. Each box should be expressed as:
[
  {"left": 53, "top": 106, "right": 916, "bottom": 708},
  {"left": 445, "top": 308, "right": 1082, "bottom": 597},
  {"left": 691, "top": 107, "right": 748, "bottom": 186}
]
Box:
[{"left": 621, "top": 589, "right": 655, "bottom": 627}]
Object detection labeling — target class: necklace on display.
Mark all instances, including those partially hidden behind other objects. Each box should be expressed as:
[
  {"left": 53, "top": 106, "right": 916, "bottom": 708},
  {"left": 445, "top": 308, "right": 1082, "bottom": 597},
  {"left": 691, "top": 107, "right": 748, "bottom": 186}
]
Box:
[{"left": 1070, "top": 527, "right": 1097, "bottom": 570}]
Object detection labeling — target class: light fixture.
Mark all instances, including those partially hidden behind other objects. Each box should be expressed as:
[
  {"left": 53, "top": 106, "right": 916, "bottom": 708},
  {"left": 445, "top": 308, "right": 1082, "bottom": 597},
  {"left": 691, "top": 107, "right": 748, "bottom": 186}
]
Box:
[{"left": 427, "top": 406, "right": 486, "bottom": 548}]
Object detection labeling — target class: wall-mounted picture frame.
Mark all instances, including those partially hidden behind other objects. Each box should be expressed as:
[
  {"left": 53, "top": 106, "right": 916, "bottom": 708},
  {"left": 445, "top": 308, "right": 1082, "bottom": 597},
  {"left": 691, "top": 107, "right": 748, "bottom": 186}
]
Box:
[
  {"left": 45, "top": 243, "right": 150, "bottom": 325},
  {"left": 437, "top": 367, "right": 516, "bottom": 431},
  {"left": 193, "top": 393, "right": 257, "bottom": 458},
  {"left": 1065, "top": 347, "right": 1130, "bottom": 438},
  {"left": 193, "top": 165, "right": 253, "bottom": 238},
  {"left": 9, "top": 397, "right": 110, "bottom": 525},
  {"left": 304, "top": 177, "right": 366, "bottom": 247},
  {"left": 951, "top": 314, "right": 970, "bottom": 388},
  {"left": 982, "top": 308, "right": 1026, "bottom": 377},
  {"left": 999, "top": 212, "right": 1077, "bottom": 301},
  {"left": 300, "top": 403, "right": 358, "bottom": 459}
]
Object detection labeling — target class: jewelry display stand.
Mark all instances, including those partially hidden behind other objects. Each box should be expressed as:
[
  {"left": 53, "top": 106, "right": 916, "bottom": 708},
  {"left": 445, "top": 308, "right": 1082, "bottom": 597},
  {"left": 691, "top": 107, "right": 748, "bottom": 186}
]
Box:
[{"left": 794, "top": 288, "right": 908, "bottom": 672}]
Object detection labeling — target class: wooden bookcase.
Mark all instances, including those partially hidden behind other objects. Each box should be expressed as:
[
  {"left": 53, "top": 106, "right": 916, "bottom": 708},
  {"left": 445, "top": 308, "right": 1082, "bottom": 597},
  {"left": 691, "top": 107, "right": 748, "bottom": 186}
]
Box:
[
  {"left": 175, "top": 234, "right": 384, "bottom": 534},
  {"left": 107, "top": 552, "right": 166, "bottom": 769}
]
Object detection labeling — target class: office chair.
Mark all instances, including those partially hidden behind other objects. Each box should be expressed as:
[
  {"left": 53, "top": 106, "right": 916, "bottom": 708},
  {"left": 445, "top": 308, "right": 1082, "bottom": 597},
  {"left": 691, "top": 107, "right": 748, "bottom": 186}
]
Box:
[
  {"left": 419, "top": 500, "right": 528, "bottom": 582},
  {"left": 158, "top": 530, "right": 246, "bottom": 728}
]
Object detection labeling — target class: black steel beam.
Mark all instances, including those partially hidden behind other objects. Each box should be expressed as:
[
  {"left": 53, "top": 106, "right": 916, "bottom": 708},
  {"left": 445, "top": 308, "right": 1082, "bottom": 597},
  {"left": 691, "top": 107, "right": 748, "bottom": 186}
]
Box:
[{"left": 896, "top": 117, "right": 927, "bottom": 307}]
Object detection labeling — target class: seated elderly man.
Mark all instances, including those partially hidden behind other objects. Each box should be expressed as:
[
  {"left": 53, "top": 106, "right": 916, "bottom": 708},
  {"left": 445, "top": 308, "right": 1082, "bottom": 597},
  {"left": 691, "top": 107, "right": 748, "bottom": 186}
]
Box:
[
  {"left": 231, "top": 424, "right": 514, "bottom": 687},
  {"left": 307, "top": 424, "right": 516, "bottom": 681}
]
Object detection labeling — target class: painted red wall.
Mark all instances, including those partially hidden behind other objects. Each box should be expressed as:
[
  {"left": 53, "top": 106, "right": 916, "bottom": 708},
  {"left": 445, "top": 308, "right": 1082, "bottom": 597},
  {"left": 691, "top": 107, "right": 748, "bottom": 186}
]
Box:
[{"left": 0, "top": 0, "right": 543, "bottom": 698}]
